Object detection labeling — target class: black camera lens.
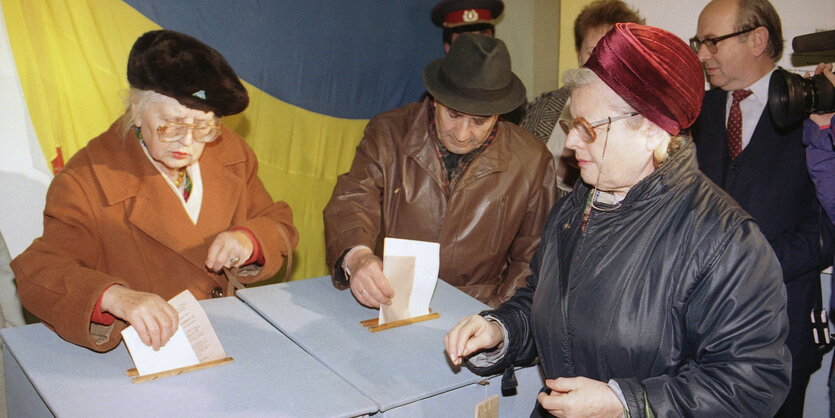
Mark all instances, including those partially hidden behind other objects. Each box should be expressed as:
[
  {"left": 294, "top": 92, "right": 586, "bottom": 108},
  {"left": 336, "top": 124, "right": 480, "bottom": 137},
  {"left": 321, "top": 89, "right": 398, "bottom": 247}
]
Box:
[{"left": 768, "top": 67, "right": 835, "bottom": 127}]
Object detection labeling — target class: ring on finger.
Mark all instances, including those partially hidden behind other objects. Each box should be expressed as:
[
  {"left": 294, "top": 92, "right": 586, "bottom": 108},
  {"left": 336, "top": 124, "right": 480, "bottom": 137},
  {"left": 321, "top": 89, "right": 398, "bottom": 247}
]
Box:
[
  {"left": 228, "top": 256, "right": 239, "bottom": 267},
  {"left": 360, "top": 288, "right": 367, "bottom": 294}
]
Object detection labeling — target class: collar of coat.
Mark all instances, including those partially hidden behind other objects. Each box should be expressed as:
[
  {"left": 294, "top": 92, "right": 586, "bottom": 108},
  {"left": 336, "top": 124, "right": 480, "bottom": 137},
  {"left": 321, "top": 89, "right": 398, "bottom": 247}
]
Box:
[
  {"left": 70, "top": 118, "right": 251, "bottom": 268},
  {"left": 402, "top": 99, "right": 511, "bottom": 189},
  {"left": 571, "top": 138, "right": 700, "bottom": 209},
  {"left": 83, "top": 118, "right": 248, "bottom": 207}
]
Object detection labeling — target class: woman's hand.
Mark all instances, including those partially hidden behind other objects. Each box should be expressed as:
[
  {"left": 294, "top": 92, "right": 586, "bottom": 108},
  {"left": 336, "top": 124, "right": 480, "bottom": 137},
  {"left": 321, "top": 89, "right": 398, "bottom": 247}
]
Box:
[
  {"left": 809, "top": 63, "right": 834, "bottom": 127},
  {"left": 537, "top": 377, "right": 624, "bottom": 418},
  {"left": 206, "top": 230, "right": 253, "bottom": 272},
  {"left": 444, "top": 315, "right": 504, "bottom": 366},
  {"left": 100, "top": 285, "right": 179, "bottom": 351},
  {"left": 346, "top": 247, "right": 394, "bottom": 308}
]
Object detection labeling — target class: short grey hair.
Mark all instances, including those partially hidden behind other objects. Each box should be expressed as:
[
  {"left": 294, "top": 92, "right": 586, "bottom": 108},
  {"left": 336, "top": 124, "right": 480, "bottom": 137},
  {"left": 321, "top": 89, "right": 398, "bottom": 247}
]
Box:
[
  {"left": 562, "top": 67, "right": 601, "bottom": 91},
  {"left": 117, "top": 89, "right": 169, "bottom": 138},
  {"left": 562, "top": 67, "right": 640, "bottom": 127}
]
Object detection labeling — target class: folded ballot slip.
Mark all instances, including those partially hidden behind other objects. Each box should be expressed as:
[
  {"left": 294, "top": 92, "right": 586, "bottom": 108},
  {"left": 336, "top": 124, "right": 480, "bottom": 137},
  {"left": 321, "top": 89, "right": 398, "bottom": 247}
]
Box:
[
  {"left": 121, "top": 290, "right": 226, "bottom": 376},
  {"left": 379, "top": 237, "right": 440, "bottom": 324}
]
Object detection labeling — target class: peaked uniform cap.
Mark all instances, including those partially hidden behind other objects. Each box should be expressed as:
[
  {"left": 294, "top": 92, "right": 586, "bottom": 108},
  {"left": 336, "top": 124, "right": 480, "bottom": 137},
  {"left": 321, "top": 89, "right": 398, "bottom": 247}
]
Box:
[{"left": 431, "top": 0, "right": 504, "bottom": 28}]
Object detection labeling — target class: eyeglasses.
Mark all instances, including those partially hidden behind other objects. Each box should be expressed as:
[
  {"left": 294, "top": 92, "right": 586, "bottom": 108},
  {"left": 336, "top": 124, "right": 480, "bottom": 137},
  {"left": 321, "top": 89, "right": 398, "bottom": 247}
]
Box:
[
  {"left": 156, "top": 121, "right": 221, "bottom": 143},
  {"left": 559, "top": 112, "right": 640, "bottom": 143},
  {"left": 689, "top": 27, "right": 758, "bottom": 54}
]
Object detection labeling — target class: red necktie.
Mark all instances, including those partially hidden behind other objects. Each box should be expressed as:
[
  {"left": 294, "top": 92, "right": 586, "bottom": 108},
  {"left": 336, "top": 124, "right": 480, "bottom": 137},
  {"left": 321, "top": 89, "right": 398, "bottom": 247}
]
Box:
[{"left": 727, "top": 89, "right": 753, "bottom": 160}]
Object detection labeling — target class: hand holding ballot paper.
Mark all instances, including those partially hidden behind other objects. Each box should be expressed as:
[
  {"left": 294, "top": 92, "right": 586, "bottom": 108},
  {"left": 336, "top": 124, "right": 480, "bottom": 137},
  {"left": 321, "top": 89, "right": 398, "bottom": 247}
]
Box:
[
  {"left": 379, "top": 238, "right": 439, "bottom": 324},
  {"left": 349, "top": 238, "right": 441, "bottom": 332},
  {"left": 345, "top": 238, "right": 440, "bottom": 312},
  {"left": 121, "top": 290, "right": 230, "bottom": 381}
]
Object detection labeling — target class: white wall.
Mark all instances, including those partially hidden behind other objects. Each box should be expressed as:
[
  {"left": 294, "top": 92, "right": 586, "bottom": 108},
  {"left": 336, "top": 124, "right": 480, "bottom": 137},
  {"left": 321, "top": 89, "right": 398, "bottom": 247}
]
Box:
[{"left": 0, "top": 5, "right": 50, "bottom": 327}]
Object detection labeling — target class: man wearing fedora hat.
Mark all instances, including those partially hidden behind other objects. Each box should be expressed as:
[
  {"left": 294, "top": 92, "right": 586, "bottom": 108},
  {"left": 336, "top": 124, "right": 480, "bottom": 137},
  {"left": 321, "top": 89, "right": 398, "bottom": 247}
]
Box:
[
  {"left": 429, "top": 0, "right": 525, "bottom": 124},
  {"left": 325, "top": 33, "right": 556, "bottom": 309}
]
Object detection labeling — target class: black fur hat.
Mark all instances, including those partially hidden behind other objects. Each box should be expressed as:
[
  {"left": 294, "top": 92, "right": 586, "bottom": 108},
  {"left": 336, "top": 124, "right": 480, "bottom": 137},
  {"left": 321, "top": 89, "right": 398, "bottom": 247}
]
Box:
[{"left": 127, "top": 30, "right": 248, "bottom": 116}]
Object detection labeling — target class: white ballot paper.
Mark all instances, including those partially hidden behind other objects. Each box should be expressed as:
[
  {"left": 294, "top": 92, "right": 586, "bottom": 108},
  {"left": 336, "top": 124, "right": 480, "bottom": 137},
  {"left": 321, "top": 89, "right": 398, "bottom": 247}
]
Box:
[
  {"left": 121, "top": 289, "right": 226, "bottom": 376},
  {"left": 380, "top": 237, "right": 440, "bottom": 324}
]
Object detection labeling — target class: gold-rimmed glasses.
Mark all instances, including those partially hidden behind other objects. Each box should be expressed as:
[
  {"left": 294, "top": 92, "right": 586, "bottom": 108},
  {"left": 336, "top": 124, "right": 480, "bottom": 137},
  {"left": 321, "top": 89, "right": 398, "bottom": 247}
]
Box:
[
  {"left": 156, "top": 120, "right": 221, "bottom": 143},
  {"left": 559, "top": 112, "right": 640, "bottom": 143},
  {"left": 561, "top": 112, "right": 640, "bottom": 212},
  {"left": 689, "top": 26, "right": 759, "bottom": 54}
]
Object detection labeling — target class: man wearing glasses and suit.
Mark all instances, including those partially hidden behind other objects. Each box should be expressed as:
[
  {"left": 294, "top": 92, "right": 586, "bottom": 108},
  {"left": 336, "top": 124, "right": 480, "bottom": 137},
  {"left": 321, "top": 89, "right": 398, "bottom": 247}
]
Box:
[{"left": 690, "top": 1, "right": 831, "bottom": 416}]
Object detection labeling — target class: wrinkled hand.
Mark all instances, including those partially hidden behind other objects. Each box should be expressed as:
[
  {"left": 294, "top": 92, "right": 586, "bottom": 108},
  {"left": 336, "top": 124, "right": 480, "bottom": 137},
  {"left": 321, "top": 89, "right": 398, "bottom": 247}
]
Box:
[
  {"left": 537, "top": 377, "right": 624, "bottom": 418},
  {"left": 346, "top": 247, "right": 393, "bottom": 308},
  {"left": 206, "top": 230, "right": 253, "bottom": 272},
  {"left": 809, "top": 63, "right": 834, "bottom": 127},
  {"left": 444, "top": 315, "right": 504, "bottom": 366},
  {"left": 101, "top": 285, "right": 179, "bottom": 351}
]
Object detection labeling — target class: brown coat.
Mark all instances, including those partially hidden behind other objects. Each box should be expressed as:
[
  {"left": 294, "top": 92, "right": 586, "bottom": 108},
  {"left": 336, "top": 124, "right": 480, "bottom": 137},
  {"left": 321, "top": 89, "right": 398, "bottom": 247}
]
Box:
[
  {"left": 324, "top": 100, "right": 556, "bottom": 307},
  {"left": 11, "top": 119, "right": 297, "bottom": 351}
]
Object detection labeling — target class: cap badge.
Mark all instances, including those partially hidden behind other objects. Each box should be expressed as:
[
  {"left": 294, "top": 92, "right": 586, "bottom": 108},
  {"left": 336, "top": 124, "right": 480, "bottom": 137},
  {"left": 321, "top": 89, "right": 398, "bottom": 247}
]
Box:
[
  {"left": 463, "top": 9, "right": 478, "bottom": 22},
  {"left": 192, "top": 90, "right": 206, "bottom": 100}
]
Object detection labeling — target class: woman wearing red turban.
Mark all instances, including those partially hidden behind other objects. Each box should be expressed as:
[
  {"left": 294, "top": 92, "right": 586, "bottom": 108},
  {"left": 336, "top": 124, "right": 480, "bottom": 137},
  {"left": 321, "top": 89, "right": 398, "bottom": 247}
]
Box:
[{"left": 445, "top": 23, "right": 790, "bottom": 417}]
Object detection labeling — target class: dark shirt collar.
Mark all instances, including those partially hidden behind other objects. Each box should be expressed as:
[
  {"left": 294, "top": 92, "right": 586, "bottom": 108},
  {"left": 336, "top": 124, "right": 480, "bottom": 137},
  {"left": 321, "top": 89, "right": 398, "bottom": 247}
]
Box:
[{"left": 427, "top": 100, "right": 498, "bottom": 194}]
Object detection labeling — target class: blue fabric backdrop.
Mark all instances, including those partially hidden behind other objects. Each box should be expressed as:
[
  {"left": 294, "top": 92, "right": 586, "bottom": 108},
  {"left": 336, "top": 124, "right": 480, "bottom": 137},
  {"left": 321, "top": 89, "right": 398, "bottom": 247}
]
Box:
[{"left": 124, "top": 0, "right": 444, "bottom": 119}]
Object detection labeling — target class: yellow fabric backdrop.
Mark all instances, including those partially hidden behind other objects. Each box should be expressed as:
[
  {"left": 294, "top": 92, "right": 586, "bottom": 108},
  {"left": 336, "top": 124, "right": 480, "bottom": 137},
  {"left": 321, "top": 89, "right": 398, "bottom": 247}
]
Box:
[
  {"left": 3, "top": 0, "right": 368, "bottom": 282},
  {"left": 559, "top": 0, "right": 596, "bottom": 86}
]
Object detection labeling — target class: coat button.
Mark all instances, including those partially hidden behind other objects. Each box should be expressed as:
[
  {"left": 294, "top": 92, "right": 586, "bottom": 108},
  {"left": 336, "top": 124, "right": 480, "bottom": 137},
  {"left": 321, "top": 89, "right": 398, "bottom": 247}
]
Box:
[{"left": 211, "top": 287, "right": 223, "bottom": 298}]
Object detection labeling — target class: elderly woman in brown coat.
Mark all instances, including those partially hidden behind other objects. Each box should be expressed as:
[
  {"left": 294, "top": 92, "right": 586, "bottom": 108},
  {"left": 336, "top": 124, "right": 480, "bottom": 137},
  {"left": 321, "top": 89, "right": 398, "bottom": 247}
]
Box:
[{"left": 11, "top": 30, "right": 297, "bottom": 352}]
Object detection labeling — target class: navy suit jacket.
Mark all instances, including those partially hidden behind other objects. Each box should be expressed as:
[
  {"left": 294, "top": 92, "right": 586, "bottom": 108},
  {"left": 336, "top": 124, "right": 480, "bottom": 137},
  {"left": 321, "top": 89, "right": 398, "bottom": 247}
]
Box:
[{"left": 693, "top": 88, "right": 826, "bottom": 370}]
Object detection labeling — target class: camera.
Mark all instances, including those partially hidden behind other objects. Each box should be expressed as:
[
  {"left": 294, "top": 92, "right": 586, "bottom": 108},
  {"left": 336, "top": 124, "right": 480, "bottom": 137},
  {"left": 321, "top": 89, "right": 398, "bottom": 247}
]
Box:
[
  {"left": 768, "top": 68, "right": 835, "bottom": 128},
  {"left": 767, "top": 30, "right": 835, "bottom": 127}
]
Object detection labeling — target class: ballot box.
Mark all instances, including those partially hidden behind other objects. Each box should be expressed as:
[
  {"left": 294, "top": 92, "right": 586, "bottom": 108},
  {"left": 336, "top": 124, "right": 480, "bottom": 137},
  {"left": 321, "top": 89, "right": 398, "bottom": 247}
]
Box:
[
  {"left": 237, "top": 276, "right": 545, "bottom": 416},
  {"left": 1, "top": 297, "right": 377, "bottom": 418}
]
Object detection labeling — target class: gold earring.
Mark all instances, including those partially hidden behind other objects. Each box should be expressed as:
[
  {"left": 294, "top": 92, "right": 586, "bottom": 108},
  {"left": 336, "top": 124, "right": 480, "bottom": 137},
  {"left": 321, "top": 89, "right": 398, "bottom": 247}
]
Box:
[{"left": 653, "top": 147, "right": 666, "bottom": 168}]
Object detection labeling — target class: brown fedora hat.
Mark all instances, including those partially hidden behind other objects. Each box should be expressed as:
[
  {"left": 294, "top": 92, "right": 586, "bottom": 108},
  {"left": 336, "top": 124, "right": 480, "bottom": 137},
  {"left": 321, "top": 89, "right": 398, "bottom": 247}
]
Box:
[{"left": 423, "top": 33, "right": 525, "bottom": 116}]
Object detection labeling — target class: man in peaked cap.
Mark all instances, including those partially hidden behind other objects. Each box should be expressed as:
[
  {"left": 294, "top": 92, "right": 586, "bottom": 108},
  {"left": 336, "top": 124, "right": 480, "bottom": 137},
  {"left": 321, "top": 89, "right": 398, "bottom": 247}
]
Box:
[
  {"left": 324, "top": 33, "right": 556, "bottom": 309},
  {"left": 430, "top": 0, "right": 525, "bottom": 124},
  {"left": 431, "top": 0, "right": 504, "bottom": 53}
]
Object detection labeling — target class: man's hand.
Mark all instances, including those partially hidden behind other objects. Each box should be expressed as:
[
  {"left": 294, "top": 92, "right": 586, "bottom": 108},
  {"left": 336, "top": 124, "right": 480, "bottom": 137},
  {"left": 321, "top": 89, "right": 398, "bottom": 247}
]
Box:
[
  {"left": 206, "top": 230, "right": 254, "bottom": 272},
  {"left": 100, "top": 285, "right": 179, "bottom": 351},
  {"left": 809, "top": 62, "right": 834, "bottom": 127},
  {"left": 444, "top": 315, "right": 504, "bottom": 366},
  {"left": 537, "top": 377, "right": 624, "bottom": 418},
  {"left": 346, "top": 247, "right": 394, "bottom": 308}
]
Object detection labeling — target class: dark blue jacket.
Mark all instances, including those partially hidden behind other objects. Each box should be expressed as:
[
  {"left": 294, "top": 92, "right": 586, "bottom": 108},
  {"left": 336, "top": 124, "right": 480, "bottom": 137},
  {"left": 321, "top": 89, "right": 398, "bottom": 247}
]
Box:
[
  {"left": 693, "top": 88, "right": 829, "bottom": 371},
  {"left": 470, "top": 141, "right": 791, "bottom": 417}
]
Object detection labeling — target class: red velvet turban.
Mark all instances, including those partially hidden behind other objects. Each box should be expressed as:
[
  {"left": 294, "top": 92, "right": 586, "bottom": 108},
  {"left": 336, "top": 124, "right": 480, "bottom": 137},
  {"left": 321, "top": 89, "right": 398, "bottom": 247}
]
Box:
[{"left": 585, "top": 23, "right": 704, "bottom": 135}]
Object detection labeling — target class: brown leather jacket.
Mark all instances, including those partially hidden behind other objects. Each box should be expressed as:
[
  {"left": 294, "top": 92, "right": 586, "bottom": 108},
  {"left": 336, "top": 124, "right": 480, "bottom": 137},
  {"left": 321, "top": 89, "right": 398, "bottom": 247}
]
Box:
[
  {"left": 11, "top": 119, "right": 298, "bottom": 351},
  {"left": 324, "top": 100, "right": 556, "bottom": 307}
]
